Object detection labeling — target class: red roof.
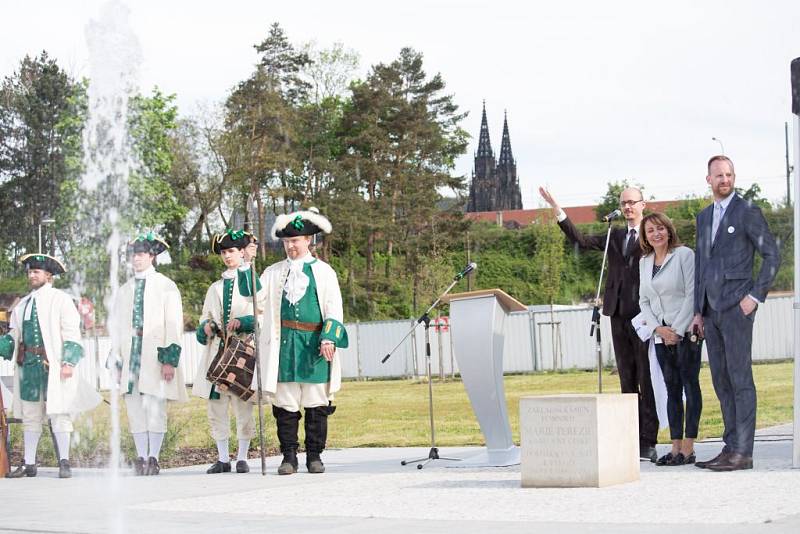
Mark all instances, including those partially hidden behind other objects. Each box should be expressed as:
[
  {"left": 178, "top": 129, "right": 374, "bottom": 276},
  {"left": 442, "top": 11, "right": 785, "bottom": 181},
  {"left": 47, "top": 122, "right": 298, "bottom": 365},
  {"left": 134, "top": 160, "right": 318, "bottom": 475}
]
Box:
[{"left": 465, "top": 200, "right": 681, "bottom": 226}]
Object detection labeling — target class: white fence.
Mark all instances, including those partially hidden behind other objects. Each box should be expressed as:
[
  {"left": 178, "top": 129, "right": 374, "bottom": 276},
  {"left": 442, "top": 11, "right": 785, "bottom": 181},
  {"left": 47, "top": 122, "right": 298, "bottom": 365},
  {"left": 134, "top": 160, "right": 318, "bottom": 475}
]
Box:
[{"left": 1, "top": 294, "right": 794, "bottom": 388}]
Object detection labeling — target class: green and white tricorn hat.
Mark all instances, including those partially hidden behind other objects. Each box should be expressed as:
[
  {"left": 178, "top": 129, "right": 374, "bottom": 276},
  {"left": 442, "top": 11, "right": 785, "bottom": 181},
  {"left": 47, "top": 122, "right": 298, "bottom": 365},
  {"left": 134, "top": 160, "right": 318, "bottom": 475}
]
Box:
[
  {"left": 19, "top": 253, "right": 66, "bottom": 276},
  {"left": 212, "top": 229, "right": 249, "bottom": 254},
  {"left": 271, "top": 209, "right": 332, "bottom": 240},
  {"left": 127, "top": 232, "right": 169, "bottom": 256}
]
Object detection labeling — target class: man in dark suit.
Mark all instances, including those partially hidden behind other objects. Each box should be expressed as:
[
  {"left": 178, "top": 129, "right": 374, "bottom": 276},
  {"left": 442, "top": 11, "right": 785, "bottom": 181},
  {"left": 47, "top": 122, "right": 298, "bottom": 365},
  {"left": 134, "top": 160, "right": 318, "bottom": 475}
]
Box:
[
  {"left": 539, "top": 186, "right": 659, "bottom": 462},
  {"left": 691, "top": 155, "right": 780, "bottom": 472}
]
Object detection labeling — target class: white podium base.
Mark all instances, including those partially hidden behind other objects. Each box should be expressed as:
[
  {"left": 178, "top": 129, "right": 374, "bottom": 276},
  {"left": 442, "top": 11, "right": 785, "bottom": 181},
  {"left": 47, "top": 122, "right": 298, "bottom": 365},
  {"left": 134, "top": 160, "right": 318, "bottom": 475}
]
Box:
[{"left": 447, "top": 446, "right": 520, "bottom": 468}]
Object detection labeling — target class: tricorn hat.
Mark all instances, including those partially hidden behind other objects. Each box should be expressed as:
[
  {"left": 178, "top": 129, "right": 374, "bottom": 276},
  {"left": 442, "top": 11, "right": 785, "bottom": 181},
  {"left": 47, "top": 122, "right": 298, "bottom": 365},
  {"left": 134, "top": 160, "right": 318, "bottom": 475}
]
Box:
[
  {"left": 271, "top": 209, "right": 332, "bottom": 240},
  {"left": 127, "top": 232, "right": 169, "bottom": 256},
  {"left": 20, "top": 253, "right": 66, "bottom": 276},
  {"left": 212, "top": 229, "right": 249, "bottom": 254},
  {"left": 244, "top": 231, "right": 258, "bottom": 244}
]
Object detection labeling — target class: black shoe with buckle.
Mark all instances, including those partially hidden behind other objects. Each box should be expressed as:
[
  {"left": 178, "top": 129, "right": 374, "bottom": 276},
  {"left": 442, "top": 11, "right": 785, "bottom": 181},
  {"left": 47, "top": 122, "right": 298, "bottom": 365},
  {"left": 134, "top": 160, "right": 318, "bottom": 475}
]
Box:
[
  {"left": 236, "top": 460, "right": 250, "bottom": 473},
  {"left": 6, "top": 464, "right": 37, "bottom": 478},
  {"left": 58, "top": 459, "right": 72, "bottom": 479},
  {"left": 206, "top": 461, "right": 231, "bottom": 474},
  {"left": 146, "top": 457, "right": 160, "bottom": 476}
]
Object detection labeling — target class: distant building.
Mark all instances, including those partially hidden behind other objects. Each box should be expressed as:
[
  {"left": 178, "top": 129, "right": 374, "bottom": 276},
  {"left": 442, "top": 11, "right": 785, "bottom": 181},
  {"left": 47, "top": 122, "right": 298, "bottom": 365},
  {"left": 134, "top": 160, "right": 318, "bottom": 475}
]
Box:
[
  {"left": 465, "top": 200, "right": 682, "bottom": 228},
  {"left": 467, "top": 103, "right": 523, "bottom": 212}
]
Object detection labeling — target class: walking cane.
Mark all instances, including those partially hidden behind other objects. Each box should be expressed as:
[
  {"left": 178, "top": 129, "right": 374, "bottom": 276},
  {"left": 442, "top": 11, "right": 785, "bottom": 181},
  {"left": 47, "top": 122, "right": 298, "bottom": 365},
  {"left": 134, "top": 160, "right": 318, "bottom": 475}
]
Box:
[{"left": 249, "top": 263, "right": 267, "bottom": 476}]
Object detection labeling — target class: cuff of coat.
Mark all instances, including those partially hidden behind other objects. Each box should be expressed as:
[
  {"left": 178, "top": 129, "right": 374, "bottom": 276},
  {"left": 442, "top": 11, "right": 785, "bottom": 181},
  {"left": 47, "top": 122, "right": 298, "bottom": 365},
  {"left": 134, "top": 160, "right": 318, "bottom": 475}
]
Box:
[
  {"left": 320, "top": 318, "right": 348, "bottom": 348},
  {"left": 157, "top": 343, "right": 181, "bottom": 367},
  {"left": 196, "top": 320, "right": 209, "bottom": 345},
  {"left": 62, "top": 341, "right": 84, "bottom": 366},
  {"left": 0, "top": 334, "right": 13, "bottom": 360},
  {"left": 236, "top": 315, "right": 255, "bottom": 333}
]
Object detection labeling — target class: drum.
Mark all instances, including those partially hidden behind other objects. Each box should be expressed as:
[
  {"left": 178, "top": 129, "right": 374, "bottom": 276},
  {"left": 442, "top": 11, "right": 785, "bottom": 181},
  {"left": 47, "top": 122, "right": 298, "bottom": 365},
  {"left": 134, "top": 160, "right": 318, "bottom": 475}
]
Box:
[{"left": 206, "top": 334, "right": 257, "bottom": 401}]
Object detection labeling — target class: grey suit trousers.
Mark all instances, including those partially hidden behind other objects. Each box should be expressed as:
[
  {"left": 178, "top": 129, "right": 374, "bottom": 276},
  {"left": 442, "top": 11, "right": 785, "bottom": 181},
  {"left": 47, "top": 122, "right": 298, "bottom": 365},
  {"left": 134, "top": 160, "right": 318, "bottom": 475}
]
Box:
[{"left": 703, "top": 304, "right": 757, "bottom": 456}]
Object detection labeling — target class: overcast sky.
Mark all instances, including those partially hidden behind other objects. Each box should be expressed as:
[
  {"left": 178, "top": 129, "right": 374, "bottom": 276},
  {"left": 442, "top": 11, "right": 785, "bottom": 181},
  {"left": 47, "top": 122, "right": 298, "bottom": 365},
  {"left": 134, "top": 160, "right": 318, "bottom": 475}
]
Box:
[{"left": 3, "top": 0, "right": 799, "bottom": 208}]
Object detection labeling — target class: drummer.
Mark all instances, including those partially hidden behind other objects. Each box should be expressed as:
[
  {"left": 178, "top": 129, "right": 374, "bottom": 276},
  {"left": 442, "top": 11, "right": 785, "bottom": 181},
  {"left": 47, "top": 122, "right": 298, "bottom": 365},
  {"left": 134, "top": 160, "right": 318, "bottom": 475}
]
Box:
[{"left": 192, "top": 230, "right": 258, "bottom": 474}]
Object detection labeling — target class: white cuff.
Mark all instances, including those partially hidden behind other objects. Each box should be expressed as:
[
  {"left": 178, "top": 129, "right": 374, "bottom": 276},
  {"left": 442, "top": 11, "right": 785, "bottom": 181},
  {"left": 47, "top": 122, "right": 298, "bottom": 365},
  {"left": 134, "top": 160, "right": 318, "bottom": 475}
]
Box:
[
  {"left": 556, "top": 209, "right": 567, "bottom": 222},
  {"left": 747, "top": 294, "right": 761, "bottom": 305}
]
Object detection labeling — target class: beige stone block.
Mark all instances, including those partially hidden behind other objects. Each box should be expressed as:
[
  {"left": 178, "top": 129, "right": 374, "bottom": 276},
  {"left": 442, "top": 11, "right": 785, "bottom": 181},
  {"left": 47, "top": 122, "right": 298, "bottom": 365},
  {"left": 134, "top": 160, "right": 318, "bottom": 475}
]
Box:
[{"left": 520, "top": 394, "right": 639, "bottom": 488}]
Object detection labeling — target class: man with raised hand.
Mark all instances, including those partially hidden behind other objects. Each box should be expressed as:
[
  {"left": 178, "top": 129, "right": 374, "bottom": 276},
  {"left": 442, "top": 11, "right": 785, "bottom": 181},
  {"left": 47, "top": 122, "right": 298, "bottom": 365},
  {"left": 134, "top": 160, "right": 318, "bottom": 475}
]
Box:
[
  {"left": 114, "top": 233, "right": 187, "bottom": 476},
  {"left": 538, "top": 186, "right": 659, "bottom": 462},
  {"left": 0, "top": 254, "right": 100, "bottom": 478}
]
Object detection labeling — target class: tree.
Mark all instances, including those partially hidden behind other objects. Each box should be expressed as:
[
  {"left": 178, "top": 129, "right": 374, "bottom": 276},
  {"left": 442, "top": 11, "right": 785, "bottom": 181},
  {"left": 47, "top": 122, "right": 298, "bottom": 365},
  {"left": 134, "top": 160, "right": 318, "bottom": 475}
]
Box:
[{"left": 0, "top": 52, "right": 86, "bottom": 262}]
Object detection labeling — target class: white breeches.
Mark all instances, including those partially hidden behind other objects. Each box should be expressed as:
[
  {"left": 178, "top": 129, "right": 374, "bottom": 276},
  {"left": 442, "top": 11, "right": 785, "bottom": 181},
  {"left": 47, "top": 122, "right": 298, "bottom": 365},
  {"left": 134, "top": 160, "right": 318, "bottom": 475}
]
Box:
[
  {"left": 125, "top": 387, "right": 168, "bottom": 434},
  {"left": 207, "top": 392, "right": 255, "bottom": 440},
  {"left": 20, "top": 400, "right": 73, "bottom": 433},
  {"left": 273, "top": 382, "right": 329, "bottom": 412}
]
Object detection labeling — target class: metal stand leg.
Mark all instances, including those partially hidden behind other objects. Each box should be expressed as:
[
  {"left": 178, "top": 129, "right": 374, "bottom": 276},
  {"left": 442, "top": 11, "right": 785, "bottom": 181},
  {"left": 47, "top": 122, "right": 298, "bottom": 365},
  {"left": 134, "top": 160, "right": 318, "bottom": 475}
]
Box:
[{"left": 401, "top": 315, "right": 461, "bottom": 469}]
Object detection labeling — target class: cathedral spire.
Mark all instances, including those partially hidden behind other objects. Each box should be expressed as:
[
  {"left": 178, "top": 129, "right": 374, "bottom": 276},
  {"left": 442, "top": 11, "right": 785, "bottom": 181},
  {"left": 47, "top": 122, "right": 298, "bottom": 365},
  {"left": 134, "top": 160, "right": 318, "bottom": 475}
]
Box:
[
  {"left": 498, "top": 110, "right": 514, "bottom": 166},
  {"left": 477, "top": 100, "right": 493, "bottom": 158}
]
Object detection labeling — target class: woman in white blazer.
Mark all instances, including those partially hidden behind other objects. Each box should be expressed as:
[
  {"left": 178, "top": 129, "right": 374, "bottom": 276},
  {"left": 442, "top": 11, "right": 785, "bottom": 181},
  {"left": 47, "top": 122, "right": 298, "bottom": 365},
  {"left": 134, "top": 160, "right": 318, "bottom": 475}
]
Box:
[{"left": 638, "top": 212, "right": 703, "bottom": 466}]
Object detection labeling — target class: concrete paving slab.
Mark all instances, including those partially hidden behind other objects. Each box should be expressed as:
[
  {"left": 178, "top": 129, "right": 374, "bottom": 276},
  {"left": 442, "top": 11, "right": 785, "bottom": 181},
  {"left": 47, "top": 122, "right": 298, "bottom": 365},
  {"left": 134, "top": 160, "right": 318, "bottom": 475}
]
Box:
[{"left": 0, "top": 438, "right": 798, "bottom": 534}]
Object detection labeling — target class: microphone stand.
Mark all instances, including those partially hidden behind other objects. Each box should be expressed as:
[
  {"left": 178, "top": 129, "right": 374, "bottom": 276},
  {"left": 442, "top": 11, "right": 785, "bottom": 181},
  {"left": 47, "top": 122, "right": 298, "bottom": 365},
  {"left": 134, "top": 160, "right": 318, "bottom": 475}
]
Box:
[
  {"left": 590, "top": 219, "right": 614, "bottom": 393},
  {"left": 382, "top": 273, "right": 466, "bottom": 469}
]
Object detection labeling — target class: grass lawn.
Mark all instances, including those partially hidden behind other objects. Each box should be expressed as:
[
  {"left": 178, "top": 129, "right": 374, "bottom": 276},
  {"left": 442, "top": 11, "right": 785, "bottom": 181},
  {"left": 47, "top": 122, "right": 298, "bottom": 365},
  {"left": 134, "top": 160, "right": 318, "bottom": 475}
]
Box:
[{"left": 7, "top": 361, "right": 794, "bottom": 467}]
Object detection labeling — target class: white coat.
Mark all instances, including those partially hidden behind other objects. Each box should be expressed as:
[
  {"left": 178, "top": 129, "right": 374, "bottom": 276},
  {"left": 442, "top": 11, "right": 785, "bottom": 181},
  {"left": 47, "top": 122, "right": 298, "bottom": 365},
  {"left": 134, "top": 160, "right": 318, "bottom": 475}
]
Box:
[
  {"left": 7, "top": 284, "right": 101, "bottom": 417},
  {"left": 258, "top": 258, "right": 344, "bottom": 398},
  {"left": 113, "top": 270, "right": 188, "bottom": 401}
]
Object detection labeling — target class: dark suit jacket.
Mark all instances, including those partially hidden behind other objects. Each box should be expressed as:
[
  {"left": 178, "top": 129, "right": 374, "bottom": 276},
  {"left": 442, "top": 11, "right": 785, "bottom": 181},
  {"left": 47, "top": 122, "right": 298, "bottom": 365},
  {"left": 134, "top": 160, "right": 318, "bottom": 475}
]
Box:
[
  {"left": 558, "top": 217, "right": 642, "bottom": 320},
  {"left": 694, "top": 194, "right": 780, "bottom": 314}
]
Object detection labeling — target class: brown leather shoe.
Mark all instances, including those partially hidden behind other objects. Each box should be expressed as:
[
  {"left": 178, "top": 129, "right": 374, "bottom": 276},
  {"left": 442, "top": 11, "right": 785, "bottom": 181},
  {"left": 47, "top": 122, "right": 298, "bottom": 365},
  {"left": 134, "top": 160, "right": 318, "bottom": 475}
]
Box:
[
  {"left": 695, "top": 450, "right": 730, "bottom": 469},
  {"left": 707, "top": 452, "right": 753, "bottom": 472}
]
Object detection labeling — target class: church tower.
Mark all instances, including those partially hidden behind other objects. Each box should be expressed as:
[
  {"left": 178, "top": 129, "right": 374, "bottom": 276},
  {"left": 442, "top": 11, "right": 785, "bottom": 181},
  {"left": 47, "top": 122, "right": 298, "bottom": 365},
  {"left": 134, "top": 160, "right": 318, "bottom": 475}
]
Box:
[{"left": 467, "top": 103, "right": 522, "bottom": 212}]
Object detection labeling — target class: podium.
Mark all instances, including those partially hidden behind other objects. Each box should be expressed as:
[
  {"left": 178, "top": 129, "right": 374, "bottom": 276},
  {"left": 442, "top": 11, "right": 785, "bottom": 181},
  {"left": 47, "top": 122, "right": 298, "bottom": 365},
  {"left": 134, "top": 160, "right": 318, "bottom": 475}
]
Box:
[{"left": 442, "top": 289, "right": 527, "bottom": 467}]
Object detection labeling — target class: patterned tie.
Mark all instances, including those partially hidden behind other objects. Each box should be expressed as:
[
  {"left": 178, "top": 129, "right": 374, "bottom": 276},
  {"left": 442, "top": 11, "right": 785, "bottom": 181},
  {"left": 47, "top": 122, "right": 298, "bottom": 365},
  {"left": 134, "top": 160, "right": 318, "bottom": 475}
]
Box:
[
  {"left": 624, "top": 229, "right": 637, "bottom": 257},
  {"left": 711, "top": 203, "right": 723, "bottom": 244}
]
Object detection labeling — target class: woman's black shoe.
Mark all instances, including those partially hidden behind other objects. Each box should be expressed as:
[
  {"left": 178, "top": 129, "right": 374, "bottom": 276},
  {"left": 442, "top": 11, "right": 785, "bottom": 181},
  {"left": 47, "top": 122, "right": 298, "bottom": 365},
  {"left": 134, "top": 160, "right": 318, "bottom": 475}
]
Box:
[{"left": 656, "top": 452, "right": 674, "bottom": 466}]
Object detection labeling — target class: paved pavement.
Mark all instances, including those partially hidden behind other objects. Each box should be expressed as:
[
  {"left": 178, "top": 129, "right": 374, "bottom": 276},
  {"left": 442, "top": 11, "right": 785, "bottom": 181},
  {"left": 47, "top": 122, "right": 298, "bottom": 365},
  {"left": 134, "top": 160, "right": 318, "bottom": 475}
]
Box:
[{"left": 1, "top": 429, "right": 799, "bottom": 534}]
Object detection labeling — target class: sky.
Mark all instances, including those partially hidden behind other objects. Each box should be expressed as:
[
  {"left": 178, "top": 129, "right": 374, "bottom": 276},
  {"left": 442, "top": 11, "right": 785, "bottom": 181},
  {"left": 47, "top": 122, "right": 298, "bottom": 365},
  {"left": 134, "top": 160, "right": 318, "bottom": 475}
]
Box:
[{"left": 2, "top": 0, "right": 799, "bottom": 209}]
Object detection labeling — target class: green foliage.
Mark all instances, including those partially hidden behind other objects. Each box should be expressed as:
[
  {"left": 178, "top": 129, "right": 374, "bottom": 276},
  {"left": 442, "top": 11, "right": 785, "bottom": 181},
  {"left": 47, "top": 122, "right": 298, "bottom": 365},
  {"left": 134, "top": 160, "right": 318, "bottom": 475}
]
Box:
[{"left": 532, "top": 217, "right": 565, "bottom": 305}]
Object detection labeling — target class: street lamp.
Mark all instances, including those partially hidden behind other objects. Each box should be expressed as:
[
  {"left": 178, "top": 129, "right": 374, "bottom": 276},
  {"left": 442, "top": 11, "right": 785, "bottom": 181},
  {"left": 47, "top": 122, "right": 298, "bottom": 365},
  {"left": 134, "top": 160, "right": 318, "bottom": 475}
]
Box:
[
  {"left": 38, "top": 217, "right": 55, "bottom": 253},
  {"left": 711, "top": 137, "right": 725, "bottom": 154}
]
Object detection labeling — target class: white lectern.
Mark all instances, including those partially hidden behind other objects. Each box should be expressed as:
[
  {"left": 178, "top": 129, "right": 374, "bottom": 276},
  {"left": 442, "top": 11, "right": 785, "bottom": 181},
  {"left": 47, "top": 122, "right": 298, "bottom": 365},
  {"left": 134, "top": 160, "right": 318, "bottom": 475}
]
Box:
[{"left": 443, "top": 289, "right": 527, "bottom": 467}]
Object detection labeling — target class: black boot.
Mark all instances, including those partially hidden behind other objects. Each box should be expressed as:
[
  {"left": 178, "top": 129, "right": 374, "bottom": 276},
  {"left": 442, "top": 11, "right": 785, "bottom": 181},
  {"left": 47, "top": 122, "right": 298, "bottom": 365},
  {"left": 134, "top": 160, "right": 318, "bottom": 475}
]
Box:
[
  {"left": 273, "top": 406, "right": 301, "bottom": 475},
  {"left": 304, "top": 405, "right": 334, "bottom": 474}
]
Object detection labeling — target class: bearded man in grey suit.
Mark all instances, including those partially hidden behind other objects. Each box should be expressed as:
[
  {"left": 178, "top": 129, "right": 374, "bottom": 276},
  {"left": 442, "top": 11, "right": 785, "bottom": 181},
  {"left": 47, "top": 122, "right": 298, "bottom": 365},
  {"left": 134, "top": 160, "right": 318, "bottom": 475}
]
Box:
[{"left": 691, "top": 155, "right": 780, "bottom": 472}]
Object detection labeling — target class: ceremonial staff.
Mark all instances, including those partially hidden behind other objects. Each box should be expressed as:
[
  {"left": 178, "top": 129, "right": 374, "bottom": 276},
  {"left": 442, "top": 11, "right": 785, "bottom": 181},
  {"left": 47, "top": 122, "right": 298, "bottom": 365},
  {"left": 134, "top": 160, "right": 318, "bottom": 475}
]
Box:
[
  {"left": 249, "top": 260, "right": 267, "bottom": 476},
  {"left": 0, "top": 381, "right": 9, "bottom": 477}
]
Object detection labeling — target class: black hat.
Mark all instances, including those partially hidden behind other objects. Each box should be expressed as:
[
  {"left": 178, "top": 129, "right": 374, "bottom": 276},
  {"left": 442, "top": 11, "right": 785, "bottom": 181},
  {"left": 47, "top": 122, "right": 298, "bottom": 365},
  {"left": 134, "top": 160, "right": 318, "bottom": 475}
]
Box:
[
  {"left": 20, "top": 253, "right": 66, "bottom": 276},
  {"left": 271, "top": 209, "right": 332, "bottom": 240},
  {"left": 212, "top": 229, "right": 249, "bottom": 254},
  {"left": 127, "top": 232, "right": 169, "bottom": 256}
]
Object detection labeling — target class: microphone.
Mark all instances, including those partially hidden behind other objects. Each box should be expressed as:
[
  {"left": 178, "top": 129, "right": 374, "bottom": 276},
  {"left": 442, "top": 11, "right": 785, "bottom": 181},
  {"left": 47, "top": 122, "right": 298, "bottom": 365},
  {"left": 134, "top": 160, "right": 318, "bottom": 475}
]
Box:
[
  {"left": 454, "top": 262, "right": 477, "bottom": 281},
  {"left": 602, "top": 209, "right": 622, "bottom": 222}
]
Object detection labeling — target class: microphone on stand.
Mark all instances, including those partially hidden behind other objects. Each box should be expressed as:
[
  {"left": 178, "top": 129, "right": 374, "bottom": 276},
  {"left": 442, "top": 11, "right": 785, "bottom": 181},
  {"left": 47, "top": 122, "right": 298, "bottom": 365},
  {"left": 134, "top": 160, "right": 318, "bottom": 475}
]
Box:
[
  {"left": 602, "top": 209, "right": 622, "bottom": 222},
  {"left": 454, "top": 262, "right": 477, "bottom": 281}
]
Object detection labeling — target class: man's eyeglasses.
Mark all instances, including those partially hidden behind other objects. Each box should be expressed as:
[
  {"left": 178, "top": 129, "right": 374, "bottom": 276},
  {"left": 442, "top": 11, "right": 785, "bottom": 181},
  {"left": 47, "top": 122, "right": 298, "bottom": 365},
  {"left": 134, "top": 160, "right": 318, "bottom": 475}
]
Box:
[{"left": 619, "top": 200, "right": 643, "bottom": 207}]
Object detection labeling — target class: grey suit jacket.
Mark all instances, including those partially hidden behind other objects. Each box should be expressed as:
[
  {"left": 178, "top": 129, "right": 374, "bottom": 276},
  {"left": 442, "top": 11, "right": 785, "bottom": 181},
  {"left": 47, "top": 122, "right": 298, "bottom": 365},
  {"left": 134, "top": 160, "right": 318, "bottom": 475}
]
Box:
[
  {"left": 638, "top": 245, "right": 695, "bottom": 336},
  {"left": 694, "top": 194, "right": 780, "bottom": 314}
]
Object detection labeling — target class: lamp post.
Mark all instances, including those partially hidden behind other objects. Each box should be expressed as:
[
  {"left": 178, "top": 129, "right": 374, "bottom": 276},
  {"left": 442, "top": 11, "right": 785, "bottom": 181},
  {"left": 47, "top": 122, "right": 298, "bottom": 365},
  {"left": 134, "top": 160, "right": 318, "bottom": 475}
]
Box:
[
  {"left": 38, "top": 217, "right": 55, "bottom": 254},
  {"left": 711, "top": 136, "right": 725, "bottom": 154}
]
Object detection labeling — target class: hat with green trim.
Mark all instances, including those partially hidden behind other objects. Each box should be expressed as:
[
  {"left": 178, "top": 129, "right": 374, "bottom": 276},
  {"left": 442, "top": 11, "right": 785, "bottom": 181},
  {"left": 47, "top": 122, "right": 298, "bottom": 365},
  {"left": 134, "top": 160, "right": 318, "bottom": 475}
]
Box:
[
  {"left": 271, "top": 209, "right": 332, "bottom": 240},
  {"left": 20, "top": 253, "right": 66, "bottom": 275},
  {"left": 127, "top": 232, "right": 169, "bottom": 255},
  {"left": 212, "top": 229, "right": 249, "bottom": 254}
]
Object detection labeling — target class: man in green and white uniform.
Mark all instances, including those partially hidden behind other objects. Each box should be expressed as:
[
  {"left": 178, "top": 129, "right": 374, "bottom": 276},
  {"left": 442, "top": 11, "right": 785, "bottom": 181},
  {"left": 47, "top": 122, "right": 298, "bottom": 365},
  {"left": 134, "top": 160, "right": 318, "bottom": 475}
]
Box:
[
  {"left": 113, "top": 233, "right": 187, "bottom": 476},
  {"left": 259, "top": 210, "right": 347, "bottom": 475},
  {"left": 192, "top": 230, "right": 260, "bottom": 474},
  {"left": 0, "top": 254, "right": 100, "bottom": 478}
]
